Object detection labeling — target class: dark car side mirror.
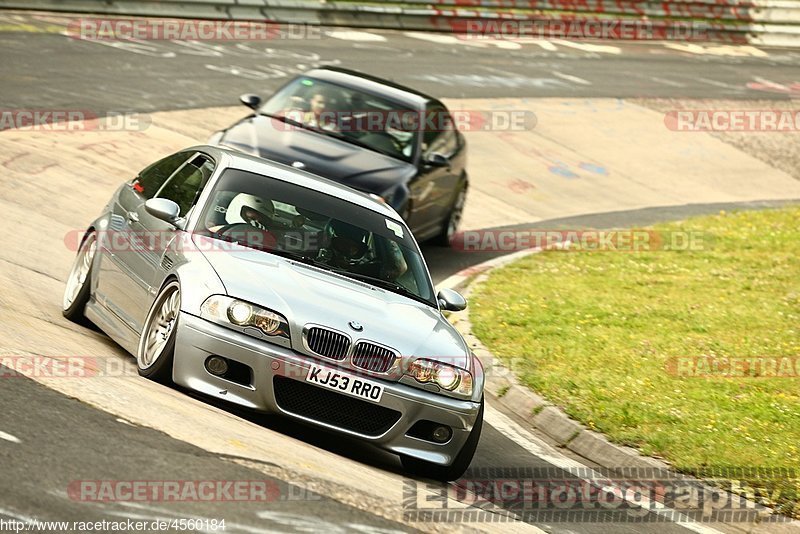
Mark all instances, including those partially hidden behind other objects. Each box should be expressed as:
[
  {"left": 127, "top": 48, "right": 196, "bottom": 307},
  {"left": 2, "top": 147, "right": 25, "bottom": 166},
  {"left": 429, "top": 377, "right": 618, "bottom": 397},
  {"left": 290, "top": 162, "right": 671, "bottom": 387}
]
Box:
[
  {"left": 240, "top": 93, "right": 262, "bottom": 110},
  {"left": 437, "top": 288, "right": 467, "bottom": 312},
  {"left": 424, "top": 153, "right": 450, "bottom": 168},
  {"left": 145, "top": 198, "right": 181, "bottom": 226}
]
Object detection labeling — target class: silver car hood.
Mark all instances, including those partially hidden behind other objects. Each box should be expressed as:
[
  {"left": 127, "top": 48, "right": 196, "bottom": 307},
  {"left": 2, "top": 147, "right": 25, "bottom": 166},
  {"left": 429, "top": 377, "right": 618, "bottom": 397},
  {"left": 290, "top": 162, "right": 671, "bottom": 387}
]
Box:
[{"left": 196, "top": 238, "right": 470, "bottom": 369}]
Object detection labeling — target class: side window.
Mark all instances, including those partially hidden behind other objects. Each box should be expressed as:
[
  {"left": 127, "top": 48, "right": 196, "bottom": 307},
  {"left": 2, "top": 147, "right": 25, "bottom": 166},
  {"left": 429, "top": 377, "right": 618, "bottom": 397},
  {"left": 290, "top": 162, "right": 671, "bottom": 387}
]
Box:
[
  {"left": 132, "top": 152, "right": 189, "bottom": 200},
  {"left": 156, "top": 155, "right": 215, "bottom": 217},
  {"left": 422, "top": 105, "right": 457, "bottom": 158}
]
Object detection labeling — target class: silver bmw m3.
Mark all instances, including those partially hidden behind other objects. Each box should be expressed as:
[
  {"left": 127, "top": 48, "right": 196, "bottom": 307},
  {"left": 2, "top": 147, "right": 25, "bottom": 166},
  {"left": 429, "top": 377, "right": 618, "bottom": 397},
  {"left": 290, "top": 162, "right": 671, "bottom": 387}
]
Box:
[{"left": 62, "top": 145, "right": 484, "bottom": 480}]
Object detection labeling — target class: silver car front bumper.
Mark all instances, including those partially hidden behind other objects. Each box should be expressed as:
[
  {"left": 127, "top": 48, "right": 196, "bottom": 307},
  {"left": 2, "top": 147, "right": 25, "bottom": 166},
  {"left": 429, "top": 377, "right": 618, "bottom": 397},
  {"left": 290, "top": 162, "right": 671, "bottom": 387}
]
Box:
[{"left": 173, "top": 312, "right": 481, "bottom": 466}]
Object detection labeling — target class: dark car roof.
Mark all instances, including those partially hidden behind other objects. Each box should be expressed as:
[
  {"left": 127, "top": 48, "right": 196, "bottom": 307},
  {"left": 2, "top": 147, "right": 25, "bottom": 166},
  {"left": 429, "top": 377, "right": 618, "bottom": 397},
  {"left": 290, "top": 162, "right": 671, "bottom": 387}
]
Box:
[{"left": 303, "top": 67, "right": 435, "bottom": 109}]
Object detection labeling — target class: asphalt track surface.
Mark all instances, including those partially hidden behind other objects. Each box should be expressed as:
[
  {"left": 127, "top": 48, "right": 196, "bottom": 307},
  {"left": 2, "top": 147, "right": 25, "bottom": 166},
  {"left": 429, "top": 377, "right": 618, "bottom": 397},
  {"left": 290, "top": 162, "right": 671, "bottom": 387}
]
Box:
[
  {"left": 1, "top": 11, "right": 800, "bottom": 116},
  {"left": 1, "top": 10, "right": 800, "bottom": 534}
]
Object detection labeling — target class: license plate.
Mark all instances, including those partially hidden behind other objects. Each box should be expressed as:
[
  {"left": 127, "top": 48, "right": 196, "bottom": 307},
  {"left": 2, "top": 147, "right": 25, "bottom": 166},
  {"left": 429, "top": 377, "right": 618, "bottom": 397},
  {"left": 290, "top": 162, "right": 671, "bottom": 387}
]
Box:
[{"left": 305, "top": 364, "right": 384, "bottom": 403}]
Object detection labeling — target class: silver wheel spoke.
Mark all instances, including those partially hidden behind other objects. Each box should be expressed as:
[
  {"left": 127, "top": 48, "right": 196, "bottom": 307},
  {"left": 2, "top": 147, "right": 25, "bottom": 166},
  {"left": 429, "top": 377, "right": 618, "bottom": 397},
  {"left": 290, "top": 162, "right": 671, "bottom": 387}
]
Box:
[{"left": 139, "top": 285, "right": 180, "bottom": 371}]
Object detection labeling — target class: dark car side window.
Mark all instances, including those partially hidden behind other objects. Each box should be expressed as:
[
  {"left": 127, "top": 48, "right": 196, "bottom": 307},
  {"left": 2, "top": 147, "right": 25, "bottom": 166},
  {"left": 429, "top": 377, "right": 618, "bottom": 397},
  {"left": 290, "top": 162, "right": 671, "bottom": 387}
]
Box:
[
  {"left": 132, "top": 153, "right": 189, "bottom": 200},
  {"left": 156, "top": 155, "right": 215, "bottom": 217},
  {"left": 422, "top": 105, "right": 458, "bottom": 158}
]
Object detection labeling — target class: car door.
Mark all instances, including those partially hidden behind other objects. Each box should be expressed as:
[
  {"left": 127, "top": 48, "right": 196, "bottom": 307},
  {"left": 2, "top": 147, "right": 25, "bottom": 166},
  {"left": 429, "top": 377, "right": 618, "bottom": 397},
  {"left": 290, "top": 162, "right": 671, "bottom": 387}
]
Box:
[
  {"left": 408, "top": 104, "right": 460, "bottom": 237},
  {"left": 126, "top": 153, "right": 216, "bottom": 331},
  {"left": 95, "top": 151, "right": 192, "bottom": 333}
]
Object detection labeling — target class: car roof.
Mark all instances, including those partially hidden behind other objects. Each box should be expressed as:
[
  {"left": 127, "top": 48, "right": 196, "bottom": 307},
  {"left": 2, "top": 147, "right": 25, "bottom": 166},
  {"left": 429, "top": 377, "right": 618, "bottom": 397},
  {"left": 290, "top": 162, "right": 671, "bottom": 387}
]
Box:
[
  {"left": 190, "top": 145, "right": 402, "bottom": 220},
  {"left": 303, "top": 67, "right": 433, "bottom": 109}
]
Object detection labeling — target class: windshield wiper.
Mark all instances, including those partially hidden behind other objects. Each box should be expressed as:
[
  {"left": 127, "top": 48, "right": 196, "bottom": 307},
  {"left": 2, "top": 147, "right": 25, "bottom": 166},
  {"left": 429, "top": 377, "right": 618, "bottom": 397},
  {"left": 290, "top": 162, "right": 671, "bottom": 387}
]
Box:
[
  {"left": 268, "top": 248, "right": 321, "bottom": 266},
  {"left": 256, "top": 112, "right": 312, "bottom": 131}
]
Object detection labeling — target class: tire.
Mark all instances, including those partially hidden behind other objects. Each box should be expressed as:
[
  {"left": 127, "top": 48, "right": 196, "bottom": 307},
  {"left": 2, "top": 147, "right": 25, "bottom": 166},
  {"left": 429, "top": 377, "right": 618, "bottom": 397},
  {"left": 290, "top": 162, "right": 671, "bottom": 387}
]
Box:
[
  {"left": 62, "top": 231, "right": 97, "bottom": 323},
  {"left": 433, "top": 182, "right": 467, "bottom": 247},
  {"left": 137, "top": 280, "right": 180, "bottom": 384},
  {"left": 401, "top": 398, "right": 484, "bottom": 482}
]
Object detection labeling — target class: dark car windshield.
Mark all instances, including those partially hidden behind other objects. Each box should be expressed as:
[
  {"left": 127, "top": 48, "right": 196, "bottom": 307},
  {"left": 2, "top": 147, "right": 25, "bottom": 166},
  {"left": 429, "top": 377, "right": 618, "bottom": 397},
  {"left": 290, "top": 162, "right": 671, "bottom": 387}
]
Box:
[
  {"left": 196, "top": 168, "right": 436, "bottom": 307},
  {"left": 259, "top": 77, "right": 419, "bottom": 163}
]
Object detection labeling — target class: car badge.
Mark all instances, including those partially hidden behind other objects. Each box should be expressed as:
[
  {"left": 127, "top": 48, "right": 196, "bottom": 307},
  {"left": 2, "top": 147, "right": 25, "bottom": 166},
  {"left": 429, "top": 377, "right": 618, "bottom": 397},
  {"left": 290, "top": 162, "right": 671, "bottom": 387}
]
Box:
[
  {"left": 292, "top": 161, "right": 306, "bottom": 169},
  {"left": 348, "top": 321, "right": 363, "bottom": 332}
]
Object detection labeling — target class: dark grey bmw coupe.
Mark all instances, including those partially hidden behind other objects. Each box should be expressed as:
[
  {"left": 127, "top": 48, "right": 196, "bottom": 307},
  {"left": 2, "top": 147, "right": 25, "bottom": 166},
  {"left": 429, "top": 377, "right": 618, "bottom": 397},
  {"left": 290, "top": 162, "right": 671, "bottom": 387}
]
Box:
[{"left": 208, "top": 67, "right": 468, "bottom": 246}]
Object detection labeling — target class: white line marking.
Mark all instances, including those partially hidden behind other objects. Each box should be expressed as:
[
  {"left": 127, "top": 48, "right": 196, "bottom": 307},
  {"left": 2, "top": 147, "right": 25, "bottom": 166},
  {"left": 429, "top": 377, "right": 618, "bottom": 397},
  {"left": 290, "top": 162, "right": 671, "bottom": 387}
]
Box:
[
  {"left": 650, "top": 76, "right": 686, "bottom": 88},
  {"left": 664, "top": 43, "right": 769, "bottom": 57},
  {"left": 528, "top": 39, "right": 558, "bottom": 51},
  {"left": 698, "top": 78, "right": 740, "bottom": 90},
  {"left": 484, "top": 402, "right": 726, "bottom": 534},
  {"left": 0, "top": 431, "right": 20, "bottom": 443},
  {"left": 551, "top": 39, "right": 621, "bottom": 54},
  {"left": 552, "top": 71, "right": 592, "bottom": 85},
  {"left": 753, "top": 77, "right": 789, "bottom": 91},
  {"left": 327, "top": 30, "right": 387, "bottom": 42},
  {"left": 0, "top": 507, "right": 36, "bottom": 522}
]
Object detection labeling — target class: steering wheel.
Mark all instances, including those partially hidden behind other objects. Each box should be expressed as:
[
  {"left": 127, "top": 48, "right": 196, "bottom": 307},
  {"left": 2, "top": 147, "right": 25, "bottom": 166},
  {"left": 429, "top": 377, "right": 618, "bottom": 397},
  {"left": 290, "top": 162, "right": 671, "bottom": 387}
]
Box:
[{"left": 213, "top": 223, "right": 276, "bottom": 250}]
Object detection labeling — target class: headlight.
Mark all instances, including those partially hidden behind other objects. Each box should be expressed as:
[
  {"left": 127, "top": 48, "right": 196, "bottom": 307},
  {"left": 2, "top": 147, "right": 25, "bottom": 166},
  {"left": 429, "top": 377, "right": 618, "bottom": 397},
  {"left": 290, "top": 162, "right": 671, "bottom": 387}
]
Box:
[
  {"left": 201, "top": 295, "right": 289, "bottom": 338},
  {"left": 408, "top": 358, "right": 473, "bottom": 396}
]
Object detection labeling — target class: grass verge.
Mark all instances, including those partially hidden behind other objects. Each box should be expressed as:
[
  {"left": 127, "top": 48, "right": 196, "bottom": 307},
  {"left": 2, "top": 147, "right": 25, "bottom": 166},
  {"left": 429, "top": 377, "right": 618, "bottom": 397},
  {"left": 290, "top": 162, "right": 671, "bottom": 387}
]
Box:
[{"left": 470, "top": 206, "right": 800, "bottom": 517}]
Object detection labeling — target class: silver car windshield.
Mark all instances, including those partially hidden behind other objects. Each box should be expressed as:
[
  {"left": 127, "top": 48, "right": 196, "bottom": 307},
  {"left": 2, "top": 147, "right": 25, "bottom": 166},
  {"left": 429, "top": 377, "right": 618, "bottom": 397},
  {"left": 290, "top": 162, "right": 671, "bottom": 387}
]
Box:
[
  {"left": 197, "top": 168, "right": 436, "bottom": 307},
  {"left": 258, "top": 77, "right": 418, "bottom": 162}
]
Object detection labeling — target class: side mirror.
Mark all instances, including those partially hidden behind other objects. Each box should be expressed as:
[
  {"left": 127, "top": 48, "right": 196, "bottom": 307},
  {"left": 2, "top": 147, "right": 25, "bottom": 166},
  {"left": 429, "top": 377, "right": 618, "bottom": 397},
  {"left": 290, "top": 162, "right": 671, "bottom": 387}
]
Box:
[
  {"left": 424, "top": 153, "right": 450, "bottom": 168},
  {"left": 144, "top": 198, "right": 181, "bottom": 225},
  {"left": 437, "top": 288, "right": 467, "bottom": 312},
  {"left": 240, "top": 93, "right": 262, "bottom": 110}
]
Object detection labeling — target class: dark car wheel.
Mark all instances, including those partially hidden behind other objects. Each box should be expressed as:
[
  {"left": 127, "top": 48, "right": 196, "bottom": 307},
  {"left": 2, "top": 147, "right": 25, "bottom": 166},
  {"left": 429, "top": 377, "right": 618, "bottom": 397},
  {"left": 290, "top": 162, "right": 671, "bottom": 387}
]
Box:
[
  {"left": 62, "top": 231, "right": 97, "bottom": 323},
  {"left": 433, "top": 182, "right": 467, "bottom": 247},
  {"left": 401, "top": 398, "right": 484, "bottom": 482},
  {"left": 137, "top": 280, "right": 181, "bottom": 384}
]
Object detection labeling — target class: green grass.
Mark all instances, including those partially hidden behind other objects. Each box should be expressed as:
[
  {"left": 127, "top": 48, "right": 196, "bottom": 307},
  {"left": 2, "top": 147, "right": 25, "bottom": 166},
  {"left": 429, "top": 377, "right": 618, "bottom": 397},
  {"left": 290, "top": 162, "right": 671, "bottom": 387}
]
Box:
[{"left": 470, "top": 206, "right": 800, "bottom": 517}]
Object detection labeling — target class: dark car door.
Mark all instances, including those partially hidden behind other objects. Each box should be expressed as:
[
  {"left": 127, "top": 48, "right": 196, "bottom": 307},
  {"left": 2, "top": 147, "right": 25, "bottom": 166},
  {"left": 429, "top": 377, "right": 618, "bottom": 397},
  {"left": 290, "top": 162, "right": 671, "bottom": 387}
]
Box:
[
  {"left": 95, "top": 151, "right": 193, "bottom": 334},
  {"left": 407, "top": 103, "right": 461, "bottom": 238}
]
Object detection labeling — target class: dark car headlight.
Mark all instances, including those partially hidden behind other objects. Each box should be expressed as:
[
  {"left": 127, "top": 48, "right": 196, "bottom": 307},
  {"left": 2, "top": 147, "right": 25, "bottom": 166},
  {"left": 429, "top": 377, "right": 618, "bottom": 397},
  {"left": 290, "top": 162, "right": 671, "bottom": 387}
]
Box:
[
  {"left": 407, "top": 358, "right": 473, "bottom": 396},
  {"left": 200, "top": 295, "right": 289, "bottom": 339}
]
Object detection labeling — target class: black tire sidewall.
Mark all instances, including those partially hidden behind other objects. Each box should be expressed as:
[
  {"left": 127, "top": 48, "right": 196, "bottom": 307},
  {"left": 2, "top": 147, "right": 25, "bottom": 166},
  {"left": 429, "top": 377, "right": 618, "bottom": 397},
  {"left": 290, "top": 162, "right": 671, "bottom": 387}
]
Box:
[
  {"left": 433, "top": 182, "right": 467, "bottom": 247},
  {"left": 63, "top": 232, "right": 96, "bottom": 322}
]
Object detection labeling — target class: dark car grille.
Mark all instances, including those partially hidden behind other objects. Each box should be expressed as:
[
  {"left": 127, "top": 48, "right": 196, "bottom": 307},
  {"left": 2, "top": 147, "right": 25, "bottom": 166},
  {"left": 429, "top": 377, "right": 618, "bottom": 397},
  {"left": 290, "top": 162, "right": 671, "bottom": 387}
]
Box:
[
  {"left": 273, "top": 376, "right": 401, "bottom": 436},
  {"left": 351, "top": 342, "right": 397, "bottom": 373},
  {"left": 305, "top": 327, "right": 350, "bottom": 360}
]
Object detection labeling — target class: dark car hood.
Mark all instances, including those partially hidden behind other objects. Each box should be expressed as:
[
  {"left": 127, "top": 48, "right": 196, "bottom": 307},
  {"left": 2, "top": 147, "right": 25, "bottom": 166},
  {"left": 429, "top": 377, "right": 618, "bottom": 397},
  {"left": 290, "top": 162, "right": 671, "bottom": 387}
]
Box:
[{"left": 218, "top": 115, "right": 415, "bottom": 194}]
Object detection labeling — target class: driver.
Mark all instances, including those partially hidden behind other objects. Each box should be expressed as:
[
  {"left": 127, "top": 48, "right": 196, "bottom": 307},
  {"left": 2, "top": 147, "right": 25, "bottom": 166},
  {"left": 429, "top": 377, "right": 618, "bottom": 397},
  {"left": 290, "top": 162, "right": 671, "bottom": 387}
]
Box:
[
  {"left": 324, "top": 219, "right": 408, "bottom": 282},
  {"left": 224, "top": 193, "right": 274, "bottom": 230},
  {"left": 327, "top": 219, "right": 368, "bottom": 268},
  {"left": 205, "top": 193, "right": 276, "bottom": 250}
]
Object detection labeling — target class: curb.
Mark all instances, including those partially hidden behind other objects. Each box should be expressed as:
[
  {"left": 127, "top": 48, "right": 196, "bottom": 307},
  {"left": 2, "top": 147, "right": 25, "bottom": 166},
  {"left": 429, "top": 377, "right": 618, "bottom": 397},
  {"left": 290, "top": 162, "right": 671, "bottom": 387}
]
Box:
[
  {"left": 437, "top": 247, "right": 664, "bottom": 472},
  {"left": 436, "top": 246, "right": 800, "bottom": 533}
]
